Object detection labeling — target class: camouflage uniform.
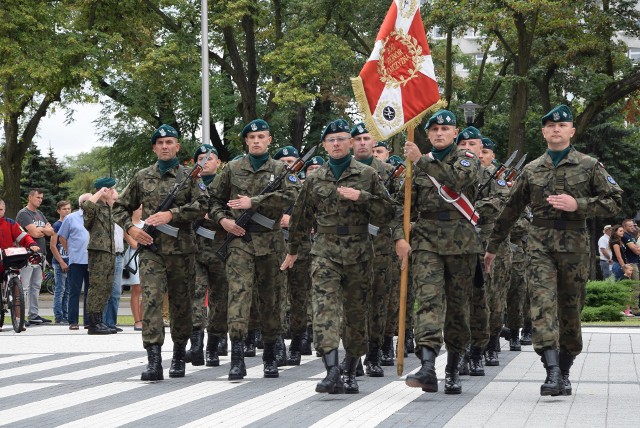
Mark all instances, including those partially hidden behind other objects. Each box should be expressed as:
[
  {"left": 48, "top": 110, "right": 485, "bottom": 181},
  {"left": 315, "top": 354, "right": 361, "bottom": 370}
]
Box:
[
  {"left": 82, "top": 200, "right": 115, "bottom": 314},
  {"left": 287, "top": 158, "right": 394, "bottom": 357},
  {"left": 113, "top": 163, "right": 207, "bottom": 348},
  {"left": 487, "top": 147, "right": 622, "bottom": 357},
  {"left": 209, "top": 156, "right": 300, "bottom": 343},
  {"left": 505, "top": 211, "right": 531, "bottom": 332},
  {"left": 393, "top": 148, "right": 482, "bottom": 356}
]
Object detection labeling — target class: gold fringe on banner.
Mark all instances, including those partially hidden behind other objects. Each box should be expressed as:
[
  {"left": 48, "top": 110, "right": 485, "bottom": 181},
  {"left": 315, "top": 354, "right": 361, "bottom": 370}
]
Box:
[{"left": 351, "top": 75, "right": 448, "bottom": 142}]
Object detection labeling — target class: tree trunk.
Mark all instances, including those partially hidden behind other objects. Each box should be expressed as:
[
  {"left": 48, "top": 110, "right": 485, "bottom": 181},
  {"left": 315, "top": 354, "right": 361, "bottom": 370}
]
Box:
[
  {"left": 289, "top": 104, "right": 306, "bottom": 150},
  {"left": 444, "top": 28, "right": 453, "bottom": 106}
]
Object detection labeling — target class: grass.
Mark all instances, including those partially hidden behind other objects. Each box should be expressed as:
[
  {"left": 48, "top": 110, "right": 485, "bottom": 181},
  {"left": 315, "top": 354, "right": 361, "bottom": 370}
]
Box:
[
  {"left": 2, "top": 315, "right": 138, "bottom": 326},
  {"left": 583, "top": 318, "right": 640, "bottom": 327}
]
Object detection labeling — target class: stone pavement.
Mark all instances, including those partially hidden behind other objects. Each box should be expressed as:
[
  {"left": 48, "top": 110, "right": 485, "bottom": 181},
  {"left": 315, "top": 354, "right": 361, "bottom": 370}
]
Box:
[{"left": 0, "top": 325, "right": 637, "bottom": 427}]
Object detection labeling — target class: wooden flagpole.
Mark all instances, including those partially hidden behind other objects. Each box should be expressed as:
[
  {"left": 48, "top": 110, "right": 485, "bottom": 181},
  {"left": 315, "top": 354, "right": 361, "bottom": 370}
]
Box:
[{"left": 397, "top": 125, "right": 414, "bottom": 376}]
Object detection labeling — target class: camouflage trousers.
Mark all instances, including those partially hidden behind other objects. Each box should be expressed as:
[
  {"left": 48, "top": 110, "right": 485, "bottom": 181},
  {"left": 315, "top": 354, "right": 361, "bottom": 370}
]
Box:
[
  {"left": 385, "top": 255, "right": 414, "bottom": 336},
  {"left": 528, "top": 250, "right": 588, "bottom": 357},
  {"left": 469, "top": 256, "right": 489, "bottom": 349},
  {"left": 139, "top": 251, "right": 195, "bottom": 348},
  {"left": 192, "top": 256, "right": 229, "bottom": 337},
  {"left": 506, "top": 245, "right": 526, "bottom": 329},
  {"left": 86, "top": 250, "right": 115, "bottom": 313},
  {"left": 368, "top": 250, "right": 392, "bottom": 345},
  {"left": 287, "top": 246, "right": 311, "bottom": 335},
  {"left": 226, "top": 247, "right": 284, "bottom": 343},
  {"left": 311, "top": 256, "right": 371, "bottom": 357},
  {"left": 488, "top": 240, "right": 512, "bottom": 336},
  {"left": 412, "top": 250, "right": 475, "bottom": 355}
]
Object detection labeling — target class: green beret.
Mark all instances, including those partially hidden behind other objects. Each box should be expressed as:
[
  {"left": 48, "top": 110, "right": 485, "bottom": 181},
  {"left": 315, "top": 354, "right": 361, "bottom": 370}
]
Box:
[
  {"left": 297, "top": 171, "right": 307, "bottom": 180},
  {"left": 274, "top": 145, "right": 299, "bottom": 160},
  {"left": 541, "top": 105, "right": 573, "bottom": 126},
  {"left": 241, "top": 119, "right": 270, "bottom": 139},
  {"left": 387, "top": 155, "right": 404, "bottom": 166},
  {"left": 456, "top": 126, "right": 482, "bottom": 144},
  {"left": 350, "top": 122, "right": 368, "bottom": 137},
  {"left": 232, "top": 154, "right": 245, "bottom": 161},
  {"left": 425, "top": 110, "right": 457, "bottom": 130},
  {"left": 481, "top": 137, "right": 496, "bottom": 150},
  {"left": 94, "top": 177, "right": 116, "bottom": 189},
  {"left": 193, "top": 144, "right": 218, "bottom": 163},
  {"left": 151, "top": 124, "right": 179, "bottom": 144},
  {"left": 304, "top": 156, "right": 325, "bottom": 172},
  {"left": 374, "top": 141, "right": 389, "bottom": 150},
  {"left": 321, "top": 119, "right": 351, "bottom": 141}
]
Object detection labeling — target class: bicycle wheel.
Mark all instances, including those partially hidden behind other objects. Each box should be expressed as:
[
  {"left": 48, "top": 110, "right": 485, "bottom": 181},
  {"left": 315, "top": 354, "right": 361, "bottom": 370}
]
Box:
[
  {"left": 43, "top": 272, "right": 55, "bottom": 295},
  {"left": 9, "top": 277, "right": 25, "bottom": 333}
]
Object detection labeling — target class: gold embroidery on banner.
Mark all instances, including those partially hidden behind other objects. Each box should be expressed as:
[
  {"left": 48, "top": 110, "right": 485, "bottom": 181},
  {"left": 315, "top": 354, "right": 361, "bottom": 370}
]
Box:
[
  {"left": 374, "top": 100, "right": 403, "bottom": 129},
  {"left": 399, "top": 0, "right": 418, "bottom": 19},
  {"left": 377, "top": 29, "right": 423, "bottom": 88}
]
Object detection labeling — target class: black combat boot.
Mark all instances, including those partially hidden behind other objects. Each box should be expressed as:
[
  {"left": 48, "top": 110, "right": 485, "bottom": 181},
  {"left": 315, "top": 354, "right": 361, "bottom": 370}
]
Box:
[
  {"left": 287, "top": 334, "right": 302, "bottom": 365},
  {"left": 186, "top": 328, "right": 205, "bottom": 366},
  {"left": 168, "top": 342, "right": 186, "bottom": 378},
  {"left": 255, "top": 329, "right": 264, "bottom": 349},
  {"left": 559, "top": 352, "right": 575, "bottom": 396},
  {"left": 218, "top": 335, "right": 229, "bottom": 356},
  {"left": 469, "top": 346, "right": 485, "bottom": 376},
  {"left": 380, "top": 335, "right": 395, "bottom": 366},
  {"left": 140, "top": 345, "right": 164, "bottom": 381},
  {"left": 300, "top": 325, "right": 313, "bottom": 355},
  {"left": 458, "top": 346, "right": 470, "bottom": 376},
  {"left": 228, "top": 339, "right": 247, "bottom": 381},
  {"left": 405, "top": 346, "right": 438, "bottom": 392},
  {"left": 484, "top": 335, "right": 500, "bottom": 366},
  {"left": 540, "top": 349, "right": 563, "bottom": 396},
  {"left": 405, "top": 329, "right": 415, "bottom": 354},
  {"left": 262, "top": 342, "right": 279, "bottom": 378},
  {"left": 499, "top": 326, "right": 511, "bottom": 341},
  {"left": 316, "top": 349, "right": 344, "bottom": 394},
  {"left": 509, "top": 328, "right": 521, "bottom": 351},
  {"left": 520, "top": 322, "right": 532, "bottom": 345},
  {"left": 205, "top": 333, "right": 220, "bottom": 367},
  {"left": 365, "top": 341, "right": 384, "bottom": 377},
  {"left": 244, "top": 330, "right": 257, "bottom": 357},
  {"left": 275, "top": 335, "right": 287, "bottom": 367},
  {"left": 87, "top": 313, "right": 112, "bottom": 335},
  {"left": 444, "top": 351, "right": 462, "bottom": 394},
  {"left": 343, "top": 355, "right": 360, "bottom": 394}
]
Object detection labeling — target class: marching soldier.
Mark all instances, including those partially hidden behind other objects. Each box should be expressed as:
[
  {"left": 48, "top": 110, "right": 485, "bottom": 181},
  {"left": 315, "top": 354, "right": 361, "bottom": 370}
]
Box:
[
  {"left": 209, "top": 119, "right": 300, "bottom": 380},
  {"left": 113, "top": 124, "right": 208, "bottom": 381},
  {"left": 396, "top": 110, "right": 482, "bottom": 395},
  {"left": 484, "top": 105, "right": 623, "bottom": 396},
  {"left": 351, "top": 122, "right": 397, "bottom": 377},
  {"left": 281, "top": 118, "right": 394, "bottom": 394}
]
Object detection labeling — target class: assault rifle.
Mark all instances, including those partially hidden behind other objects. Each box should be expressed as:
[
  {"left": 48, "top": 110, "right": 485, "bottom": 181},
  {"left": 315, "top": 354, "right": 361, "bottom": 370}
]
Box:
[
  {"left": 214, "top": 146, "right": 317, "bottom": 262},
  {"left": 477, "top": 149, "right": 518, "bottom": 197},
  {"left": 503, "top": 153, "right": 527, "bottom": 182},
  {"left": 384, "top": 161, "right": 406, "bottom": 189},
  {"left": 125, "top": 150, "right": 213, "bottom": 274}
]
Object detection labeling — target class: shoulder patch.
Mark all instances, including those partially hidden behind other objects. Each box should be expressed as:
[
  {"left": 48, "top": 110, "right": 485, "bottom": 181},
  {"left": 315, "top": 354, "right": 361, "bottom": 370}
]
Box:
[
  {"left": 460, "top": 159, "right": 471, "bottom": 167},
  {"left": 497, "top": 179, "right": 506, "bottom": 187},
  {"left": 198, "top": 182, "right": 207, "bottom": 191},
  {"left": 607, "top": 176, "right": 617, "bottom": 185},
  {"left": 288, "top": 175, "right": 298, "bottom": 183},
  {"left": 465, "top": 151, "right": 475, "bottom": 158}
]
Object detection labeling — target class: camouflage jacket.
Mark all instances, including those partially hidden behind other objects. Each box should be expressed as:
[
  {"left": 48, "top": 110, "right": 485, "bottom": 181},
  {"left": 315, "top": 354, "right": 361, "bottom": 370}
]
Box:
[
  {"left": 368, "top": 157, "right": 396, "bottom": 256},
  {"left": 487, "top": 147, "right": 623, "bottom": 254},
  {"left": 113, "top": 163, "right": 208, "bottom": 255},
  {"left": 209, "top": 155, "right": 300, "bottom": 257},
  {"left": 287, "top": 158, "right": 395, "bottom": 265},
  {"left": 82, "top": 200, "right": 115, "bottom": 254},
  {"left": 475, "top": 164, "right": 511, "bottom": 248},
  {"left": 509, "top": 207, "right": 531, "bottom": 248},
  {"left": 392, "top": 147, "right": 483, "bottom": 255},
  {"left": 195, "top": 178, "right": 227, "bottom": 264}
]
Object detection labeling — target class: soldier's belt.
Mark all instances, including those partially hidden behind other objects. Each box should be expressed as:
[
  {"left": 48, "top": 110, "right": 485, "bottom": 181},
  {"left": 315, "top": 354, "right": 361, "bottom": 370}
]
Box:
[
  {"left": 156, "top": 223, "right": 179, "bottom": 238},
  {"left": 531, "top": 218, "right": 586, "bottom": 230},
  {"left": 316, "top": 225, "right": 369, "bottom": 235},
  {"left": 195, "top": 226, "right": 216, "bottom": 240},
  {"left": 251, "top": 212, "right": 276, "bottom": 230},
  {"left": 420, "top": 210, "right": 466, "bottom": 221}
]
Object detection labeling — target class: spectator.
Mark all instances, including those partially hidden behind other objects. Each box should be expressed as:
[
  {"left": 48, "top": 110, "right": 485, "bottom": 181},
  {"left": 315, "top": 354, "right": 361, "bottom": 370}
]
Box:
[
  {"left": 58, "top": 193, "right": 91, "bottom": 330},
  {"left": 598, "top": 225, "right": 613, "bottom": 279},
  {"left": 609, "top": 225, "right": 627, "bottom": 281},
  {"left": 16, "top": 188, "right": 54, "bottom": 325},
  {"left": 122, "top": 205, "right": 144, "bottom": 331},
  {"left": 103, "top": 189, "right": 124, "bottom": 332},
  {"left": 621, "top": 219, "right": 640, "bottom": 280},
  {"left": 50, "top": 200, "right": 72, "bottom": 324}
]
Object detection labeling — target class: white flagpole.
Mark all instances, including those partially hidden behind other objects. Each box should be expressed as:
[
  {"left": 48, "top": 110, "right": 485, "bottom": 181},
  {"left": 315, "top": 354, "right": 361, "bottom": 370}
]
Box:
[{"left": 201, "top": 0, "right": 210, "bottom": 145}]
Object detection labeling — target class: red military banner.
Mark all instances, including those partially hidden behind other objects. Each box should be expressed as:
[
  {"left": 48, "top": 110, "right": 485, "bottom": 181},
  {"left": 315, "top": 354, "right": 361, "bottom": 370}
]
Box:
[{"left": 351, "top": 0, "right": 443, "bottom": 141}]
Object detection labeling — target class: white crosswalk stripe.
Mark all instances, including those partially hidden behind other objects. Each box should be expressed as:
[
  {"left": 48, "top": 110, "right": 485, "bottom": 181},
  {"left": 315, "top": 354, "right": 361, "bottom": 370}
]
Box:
[{"left": 0, "top": 353, "right": 120, "bottom": 380}]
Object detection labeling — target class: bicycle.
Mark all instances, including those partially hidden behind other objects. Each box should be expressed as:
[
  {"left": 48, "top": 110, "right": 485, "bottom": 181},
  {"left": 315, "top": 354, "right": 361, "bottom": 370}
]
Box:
[
  {"left": 0, "top": 247, "right": 40, "bottom": 333},
  {"left": 42, "top": 260, "right": 55, "bottom": 295}
]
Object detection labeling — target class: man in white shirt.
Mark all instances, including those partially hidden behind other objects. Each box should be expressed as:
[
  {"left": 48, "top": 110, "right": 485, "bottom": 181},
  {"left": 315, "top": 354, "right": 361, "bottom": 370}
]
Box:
[{"left": 598, "top": 225, "right": 613, "bottom": 279}]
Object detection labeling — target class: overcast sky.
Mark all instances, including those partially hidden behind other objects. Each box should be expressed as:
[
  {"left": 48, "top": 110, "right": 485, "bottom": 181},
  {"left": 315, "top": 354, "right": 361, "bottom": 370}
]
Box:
[{"left": 36, "top": 103, "right": 104, "bottom": 161}]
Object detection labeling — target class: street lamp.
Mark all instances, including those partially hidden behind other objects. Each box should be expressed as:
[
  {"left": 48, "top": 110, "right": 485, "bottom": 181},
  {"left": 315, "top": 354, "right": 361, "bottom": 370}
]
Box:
[{"left": 460, "top": 100, "right": 481, "bottom": 126}]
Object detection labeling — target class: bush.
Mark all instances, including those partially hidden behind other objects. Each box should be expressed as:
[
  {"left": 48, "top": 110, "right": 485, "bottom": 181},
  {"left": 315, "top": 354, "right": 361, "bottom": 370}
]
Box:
[
  {"left": 581, "top": 305, "right": 624, "bottom": 322},
  {"left": 581, "top": 280, "right": 639, "bottom": 322}
]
